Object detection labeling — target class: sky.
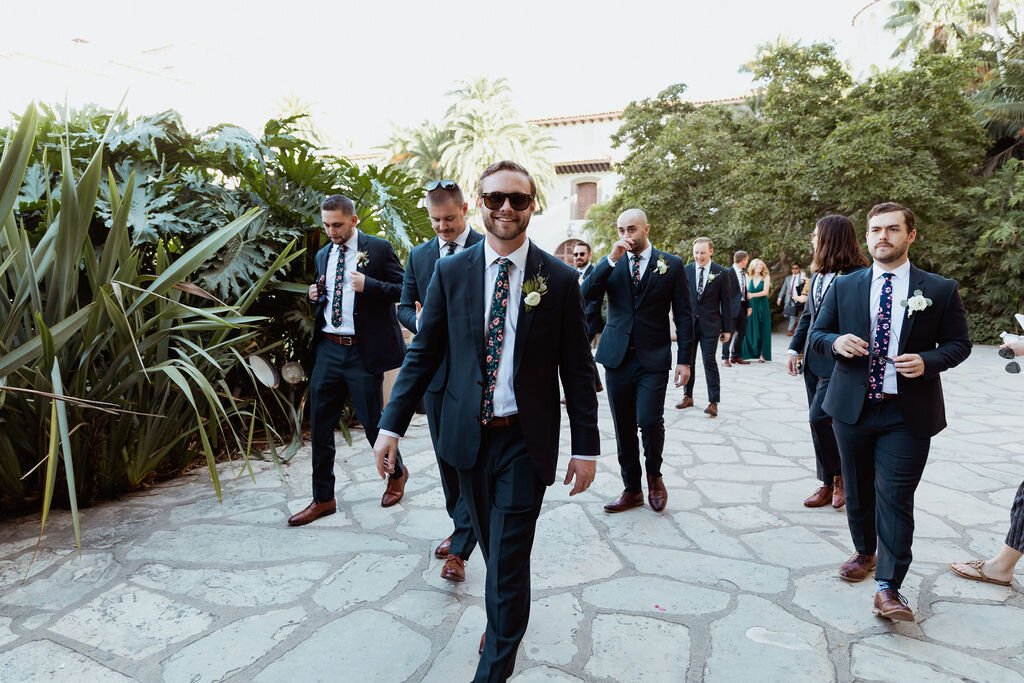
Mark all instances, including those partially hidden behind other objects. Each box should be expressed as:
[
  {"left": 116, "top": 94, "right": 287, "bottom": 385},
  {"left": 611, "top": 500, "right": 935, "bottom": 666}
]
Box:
[{"left": 0, "top": 1, "right": 899, "bottom": 152}]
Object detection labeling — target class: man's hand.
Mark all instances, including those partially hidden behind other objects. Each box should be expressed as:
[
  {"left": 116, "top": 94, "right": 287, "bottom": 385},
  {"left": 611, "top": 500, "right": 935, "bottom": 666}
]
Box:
[
  {"left": 564, "top": 458, "right": 596, "bottom": 496},
  {"left": 373, "top": 434, "right": 400, "bottom": 479},
  {"left": 349, "top": 271, "right": 366, "bottom": 293},
  {"left": 720, "top": 332, "right": 732, "bottom": 344},
  {"left": 1002, "top": 338, "right": 1024, "bottom": 357},
  {"left": 308, "top": 283, "right": 319, "bottom": 302},
  {"left": 893, "top": 353, "right": 925, "bottom": 378},
  {"left": 608, "top": 239, "right": 634, "bottom": 264},
  {"left": 794, "top": 294, "right": 808, "bottom": 303},
  {"left": 786, "top": 354, "right": 800, "bottom": 376},
  {"left": 673, "top": 364, "right": 690, "bottom": 387},
  {"left": 832, "top": 334, "right": 869, "bottom": 358}
]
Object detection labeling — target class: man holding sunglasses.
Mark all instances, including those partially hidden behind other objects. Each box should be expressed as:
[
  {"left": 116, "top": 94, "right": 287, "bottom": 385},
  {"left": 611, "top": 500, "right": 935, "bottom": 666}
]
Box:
[
  {"left": 375, "top": 161, "right": 599, "bottom": 682},
  {"left": 810, "top": 202, "right": 971, "bottom": 622},
  {"left": 582, "top": 208, "right": 693, "bottom": 514},
  {"left": 397, "top": 180, "right": 483, "bottom": 582}
]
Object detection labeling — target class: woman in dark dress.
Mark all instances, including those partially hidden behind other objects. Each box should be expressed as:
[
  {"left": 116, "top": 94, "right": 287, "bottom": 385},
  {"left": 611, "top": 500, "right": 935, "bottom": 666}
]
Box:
[{"left": 741, "top": 258, "right": 772, "bottom": 361}]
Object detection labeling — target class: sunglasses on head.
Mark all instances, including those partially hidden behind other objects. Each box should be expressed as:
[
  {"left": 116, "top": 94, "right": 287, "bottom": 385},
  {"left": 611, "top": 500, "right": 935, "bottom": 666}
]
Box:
[
  {"left": 998, "top": 346, "right": 1021, "bottom": 374},
  {"left": 426, "top": 180, "right": 459, "bottom": 191},
  {"left": 480, "top": 192, "right": 533, "bottom": 211}
]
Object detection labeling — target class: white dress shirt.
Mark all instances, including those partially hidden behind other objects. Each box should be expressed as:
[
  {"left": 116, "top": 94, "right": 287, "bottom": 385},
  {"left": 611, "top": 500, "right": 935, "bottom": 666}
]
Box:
[
  {"left": 607, "top": 244, "right": 654, "bottom": 278},
  {"left": 870, "top": 260, "right": 912, "bottom": 394},
  {"left": 321, "top": 230, "right": 360, "bottom": 336},
  {"left": 438, "top": 225, "right": 472, "bottom": 258}
]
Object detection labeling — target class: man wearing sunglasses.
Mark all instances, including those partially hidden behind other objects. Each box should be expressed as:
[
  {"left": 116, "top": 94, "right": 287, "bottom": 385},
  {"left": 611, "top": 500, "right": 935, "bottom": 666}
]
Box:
[
  {"left": 288, "top": 194, "right": 407, "bottom": 527},
  {"left": 572, "top": 241, "right": 604, "bottom": 392},
  {"left": 374, "top": 161, "right": 599, "bottom": 682},
  {"left": 810, "top": 202, "right": 971, "bottom": 622},
  {"left": 582, "top": 208, "right": 693, "bottom": 514},
  {"left": 397, "top": 180, "right": 483, "bottom": 583}
]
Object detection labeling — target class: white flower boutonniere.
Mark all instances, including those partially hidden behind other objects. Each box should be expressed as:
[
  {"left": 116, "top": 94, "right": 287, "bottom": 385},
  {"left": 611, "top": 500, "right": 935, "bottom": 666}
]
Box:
[
  {"left": 900, "top": 289, "right": 932, "bottom": 316},
  {"left": 356, "top": 251, "right": 370, "bottom": 268},
  {"left": 656, "top": 257, "right": 669, "bottom": 275},
  {"left": 523, "top": 273, "right": 548, "bottom": 312},
  {"left": 706, "top": 273, "right": 718, "bottom": 283}
]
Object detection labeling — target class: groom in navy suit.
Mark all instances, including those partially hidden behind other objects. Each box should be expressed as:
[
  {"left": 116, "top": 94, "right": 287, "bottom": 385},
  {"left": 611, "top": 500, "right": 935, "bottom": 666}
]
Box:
[
  {"left": 397, "top": 180, "right": 483, "bottom": 581},
  {"left": 582, "top": 209, "right": 693, "bottom": 514},
  {"left": 810, "top": 202, "right": 971, "bottom": 622},
  {"left": 375, "top": 161, "right": 599, "bottom": 682}
]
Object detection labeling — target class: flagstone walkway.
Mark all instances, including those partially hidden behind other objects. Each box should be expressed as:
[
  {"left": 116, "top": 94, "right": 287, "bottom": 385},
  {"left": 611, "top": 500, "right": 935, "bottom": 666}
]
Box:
[{"left": 1, "top": 335, "right": 1022, "bottom": 682}]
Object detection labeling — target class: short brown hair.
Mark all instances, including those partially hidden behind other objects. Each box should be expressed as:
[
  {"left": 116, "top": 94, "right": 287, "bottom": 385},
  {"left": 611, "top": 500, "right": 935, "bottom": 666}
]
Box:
[
  {"left": 426, "top": 183, "right": 465, "bottom": 207},
  {"left": 733, "top": 250, "right": 748, "bottom": 264},
  {"left": 573, "top": 241, "right": 592, "bottom": 254},
  {"left": 321, "top": 194, "right": 355, "bottom": 214},
  {"left": 693, "top": 236, "right": 713, "bottom": 249},
  {"left": 867, "top": 202, "right": 916, "bottom": 232},
  {"left": 812, "top": 214, "right": 869, "bottom": 274},
  {"left": 479, "top": 160, "right": 537, "bottom": 197}
]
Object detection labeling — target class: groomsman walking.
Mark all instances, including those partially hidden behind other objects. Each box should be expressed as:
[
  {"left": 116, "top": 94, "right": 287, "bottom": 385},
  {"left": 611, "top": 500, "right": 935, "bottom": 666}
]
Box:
[
  {"left": 397, "top": 180, "right": 483, "bottom": 582},
  {"left": 582, "top": 209, "right": 693, "bottom": 514},
  {"left": 722, "top": 250, "right": 750, "bottom": 366},
  {"left": 289, "top": 195, "right": 407, "bottom": 527},
  {"left": 677, "top": 237, "right": 732, "bottom": 417},
  {"left": 375, "top": 161, "right": 599, "bottom": 682},
  {"left": 572, "top": 241, "right": 604, "bottom": 392},
  {"left": 810, "top": 202, "right": 971, "bottom": 621}
]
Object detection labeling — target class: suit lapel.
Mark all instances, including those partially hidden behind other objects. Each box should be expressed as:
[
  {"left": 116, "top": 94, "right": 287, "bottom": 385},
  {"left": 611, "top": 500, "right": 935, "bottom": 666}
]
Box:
[
  {"left": 316, "top": 244, "right": 329, "bottom": 277},
  {"left": 512, "top": 244, "right": 543, "bottom": 376},
  {"left": 854, "top": 268, "right": 873, "bottom": 339},
  {"left": 897, "top": 265, "right": 926, "bottom": 354},
  {"left": 355, "top": 232, "right": 368, "bottom": 274},
  {"left": 466, "top": 245, "right": 486, "bottom": 371}
]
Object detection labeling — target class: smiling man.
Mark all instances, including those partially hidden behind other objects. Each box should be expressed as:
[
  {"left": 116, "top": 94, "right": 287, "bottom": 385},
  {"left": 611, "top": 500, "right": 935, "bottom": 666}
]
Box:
[
  {"left": 809, "top": 202, "right": 971, "bottom": 622},
  {"left": 374, "top": 161, "right": 599, "bottom": 682}
]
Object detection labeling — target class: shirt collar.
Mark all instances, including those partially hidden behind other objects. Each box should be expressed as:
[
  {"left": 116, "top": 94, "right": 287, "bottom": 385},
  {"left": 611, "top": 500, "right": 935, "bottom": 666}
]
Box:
[
  {"left": 450, "top": 226, "right": 472, "bottom": 248},
  {"left": 484, "top": 238, "right": 531, "bottom": 272},
  {"left": 336, "top": 230, "right": 359, "bottom": 252},
  {"left": 872, "top": 260, "right": 911, "bottom": 282},
  {"left": 632, "top": 244, "right": 654, "bottom": 262}
]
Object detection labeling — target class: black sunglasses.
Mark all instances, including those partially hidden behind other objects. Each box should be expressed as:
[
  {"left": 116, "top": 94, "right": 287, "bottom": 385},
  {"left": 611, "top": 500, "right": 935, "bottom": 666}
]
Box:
[
  {"left": 480, "top": 192, "right": 533, "bottom": 211},
  {"left": 426, "top": 180, "right": 459, "bottom": 191},
  {"left": 998, "top": 346, "right": 1021, "bottom": 374}
]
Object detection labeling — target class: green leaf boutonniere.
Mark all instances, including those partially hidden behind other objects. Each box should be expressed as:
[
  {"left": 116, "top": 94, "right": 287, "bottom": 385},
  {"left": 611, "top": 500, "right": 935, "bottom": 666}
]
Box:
[
  {"left": 356, "top": 251, "right": 370, "bottom": 268},
  {"left": 656, "top": 257, "right": 669, "bottom": 275},
  {"left": 523, "top": 273, "right": 548, "bottom": 312},
  {"left": 900, "top": 289, "right": 932, "bottom": 316}
]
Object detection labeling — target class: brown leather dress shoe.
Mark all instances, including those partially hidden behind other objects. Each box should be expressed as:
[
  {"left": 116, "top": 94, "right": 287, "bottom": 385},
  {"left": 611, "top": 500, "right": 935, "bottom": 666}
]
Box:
[
  {"left": 288, "top": 499, "right": 337, "bottom": 526},
  {"left": 381, "top": 467, "right": 409, "bottom": 508},
  {"left": 440, "top": 555, "right": 466, "bottom": 583},
  {"left": 434, "top": 536, "right": 452, "bottom": 559},
  {"left": 604, "top": 490, "right": 644, "bottom": 513},
  {"left": 675, "top": 395, "right": 694, "bottom": 410},
  {"left": 873, "top": 589, "right": 914, "bottom": 622},
  {"left": 832, "top": 475, "right": 845, "bottom": 509},
  {"left": 479, "top": 632, "right": 486, "bottom": 655},
  {"left": 803, "top": 484, "right": 833, "bottom": 508},
  {"left": 722, "top": 358, "right": 733, "bottom": 367},
  {"left": 838, "top": 552, "right": 877, "bottom": 582},
  {"left": 647, "top": 476, "right": 668, "bottom": 513},
  {"left": 732, "top": 357, "right": 750, "bottom": 365},
  {"left": 704, "top": 402, "right": 718, "bottom": 418}
]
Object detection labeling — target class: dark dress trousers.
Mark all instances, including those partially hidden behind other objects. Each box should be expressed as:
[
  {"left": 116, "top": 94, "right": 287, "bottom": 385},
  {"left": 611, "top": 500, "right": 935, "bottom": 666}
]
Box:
[
  {"left": 789, "top": 268, "right": 864, "bottom": 485},
  {"left": 309, "top": 232, "right": 405, "bottom": 502},
  {"left": 582, "top": 250, "right": 693, "bottom": 492},
  {"left": 810, "top": 265, "right": 971, "bottom": 587},
  {"left": 380, "top": 241, "right": 599, "bottom": 682},
  {"left": 684, "top": 262, "right": 733, "bottom": 403},
  {"left": 722, "top": 265, "right": 749, "bottom": 360},
  {"left": 397, "top": 229, "right": 483, "bottom": 560}
]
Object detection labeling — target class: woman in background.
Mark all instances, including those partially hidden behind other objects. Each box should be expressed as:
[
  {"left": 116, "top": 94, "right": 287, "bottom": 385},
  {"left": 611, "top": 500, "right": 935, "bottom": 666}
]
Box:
[{"left": 741, "top": 258, "right": 772, "bottom": 362}]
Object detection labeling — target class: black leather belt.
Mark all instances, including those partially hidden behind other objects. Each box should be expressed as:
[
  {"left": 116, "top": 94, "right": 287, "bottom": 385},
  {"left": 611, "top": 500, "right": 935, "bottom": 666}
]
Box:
[
  {"left": 324, "top": 333, "right": 357, "bottom": 346},
  {"left": 484, "top": 414, "right": 519, "bottom": 429},
  {"left": 879, "top": 393, "right": 898, "bottom": 401}
]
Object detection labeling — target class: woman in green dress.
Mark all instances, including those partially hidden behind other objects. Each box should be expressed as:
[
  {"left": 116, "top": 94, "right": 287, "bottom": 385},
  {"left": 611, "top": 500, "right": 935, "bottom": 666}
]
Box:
[{"left": 741, "top": 258, "right": 773, "bottom": 361}]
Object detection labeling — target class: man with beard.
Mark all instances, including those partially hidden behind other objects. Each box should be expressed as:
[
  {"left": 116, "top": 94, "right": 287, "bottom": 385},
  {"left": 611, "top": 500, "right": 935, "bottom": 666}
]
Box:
[
  {"left": 810, "top": 202, "right": 971, "bottom": 622},
  {"left": 374, "top": 161, "right": 599, "bottom": 682},
  {"left": 572, "top": 241, "right": 604, "bottom": 392},
  {"left": 397, "top": 180, "right": 483, "bottom": 582},
  {"left": 582, "top": 209, "right": 692, "bottom": 514}
]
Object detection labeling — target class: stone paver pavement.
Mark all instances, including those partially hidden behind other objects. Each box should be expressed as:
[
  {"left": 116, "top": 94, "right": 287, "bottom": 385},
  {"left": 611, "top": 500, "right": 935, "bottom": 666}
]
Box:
[{"left": 1, "top": 335, "right": 1022, "bottom": 682}]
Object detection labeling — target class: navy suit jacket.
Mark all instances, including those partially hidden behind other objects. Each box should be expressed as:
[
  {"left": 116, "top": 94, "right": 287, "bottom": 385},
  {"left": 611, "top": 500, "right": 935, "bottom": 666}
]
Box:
[
  {"left": 397, "top": 229, "right": 484, "bottom": 392},
  {"left": 312, "top": 231, "right": 406, "bottom": 374},
  {"left": 379, "top": 241, "right": 600, "bottom": 485},
  {"left": 578, "top": 263, "right": 605, "bottom": 339},
  {"left": 809, "top": 264, "right": 971, "bottom": 438},
  {"left": 582, "top": 249, "right": 694, "bottom": 373},
  {"left": 790, "top": 268, "right": 864, "bottom": 378},
  {"left": 685, "top": 261, "right": 733, "bottom": 338},
  {"left": 723, "top": 265, "right": 747, "bottom": 318}
]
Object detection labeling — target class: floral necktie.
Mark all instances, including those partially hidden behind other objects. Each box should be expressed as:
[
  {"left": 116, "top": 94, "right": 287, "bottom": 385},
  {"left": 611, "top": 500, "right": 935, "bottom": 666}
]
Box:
[
  {"left": 814, "top": 274, "right": 825, "bottom": 308},
  {"left": 631, "top": 254, "right": 642, "bottom": 287},
  {"left": 697, "top": 266, "right": 706, "bottom": 297},
  {"left": 481, "top": 258, "right": 510, "bottom": 424},
  {"left": 446, "top": 241, "right": 457, "bottom": 256},
  {"left": 330, "top": 244, "right": 348, "bottom": 326},
  {"left": 867, "top": 272, "right": 895, "bottom": 403}
]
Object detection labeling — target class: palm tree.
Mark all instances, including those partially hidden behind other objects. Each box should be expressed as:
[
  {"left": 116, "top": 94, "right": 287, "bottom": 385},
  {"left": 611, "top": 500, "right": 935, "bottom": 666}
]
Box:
[
  {"left": 882, "top": 0, "right": 991, "bottom": 57},
  {"left": 384, "top": 121, "right": 450, "bottom": 182}
]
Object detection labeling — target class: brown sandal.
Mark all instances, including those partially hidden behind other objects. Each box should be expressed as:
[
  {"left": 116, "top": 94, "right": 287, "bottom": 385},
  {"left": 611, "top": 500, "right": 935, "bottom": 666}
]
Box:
[{"left": 949, "top": 559, "right": 1011, "bottom": 586}]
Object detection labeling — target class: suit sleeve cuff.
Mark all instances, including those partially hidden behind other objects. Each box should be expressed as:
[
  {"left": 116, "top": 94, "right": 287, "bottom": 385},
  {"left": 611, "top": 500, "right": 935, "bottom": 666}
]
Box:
[
  {"left": 570, "top": 454, "right": 599, "bottom": 461},
  {"left": 379, "top": 429, "right": 401, "bottom": 440},
  {"left": 606, "top": 256, "right": 617, "bottom": 267}
]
